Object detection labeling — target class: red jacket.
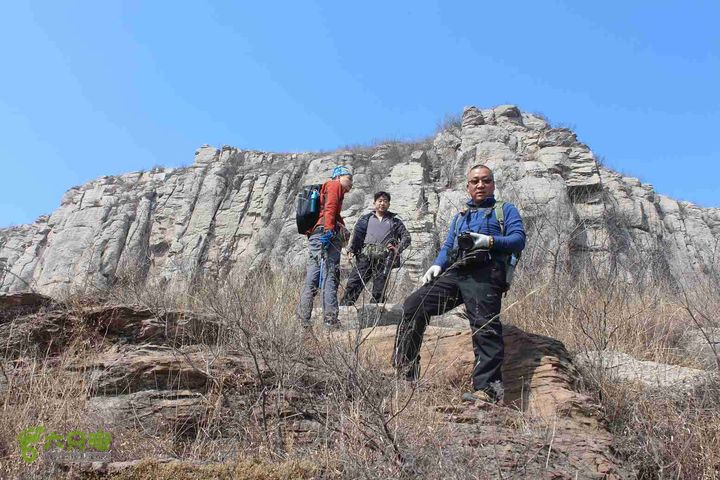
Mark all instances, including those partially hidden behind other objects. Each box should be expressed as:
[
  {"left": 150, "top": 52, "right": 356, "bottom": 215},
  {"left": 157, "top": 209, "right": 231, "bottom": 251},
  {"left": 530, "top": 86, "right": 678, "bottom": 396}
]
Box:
[{"left": 309, "top": 179, "right": 345, "bottom": 234}]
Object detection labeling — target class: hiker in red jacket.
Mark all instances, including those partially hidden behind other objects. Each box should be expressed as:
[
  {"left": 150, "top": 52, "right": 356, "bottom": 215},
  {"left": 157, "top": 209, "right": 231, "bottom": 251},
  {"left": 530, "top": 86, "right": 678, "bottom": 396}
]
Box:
[{"left": 297, "top": 166, "right": 353, "bottom": 328}]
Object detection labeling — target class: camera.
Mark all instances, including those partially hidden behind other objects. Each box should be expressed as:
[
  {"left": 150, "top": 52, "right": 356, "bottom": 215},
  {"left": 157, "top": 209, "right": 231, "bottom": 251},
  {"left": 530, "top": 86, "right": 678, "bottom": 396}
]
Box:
[{"left": 457, "top": 232, "right": 474, "bottom": 250}]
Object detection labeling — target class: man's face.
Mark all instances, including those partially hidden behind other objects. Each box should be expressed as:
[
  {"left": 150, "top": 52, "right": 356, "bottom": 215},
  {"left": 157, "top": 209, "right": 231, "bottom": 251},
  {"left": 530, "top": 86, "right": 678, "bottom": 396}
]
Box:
[
  {"left": 339, "top": 175, "right": 353, "bottom": 193},
  {"left": 466, "top": 167, "right": 495, "bottom": 203},
  {"left": 374, "top": 196, "right": 390, "bottom": 213}
]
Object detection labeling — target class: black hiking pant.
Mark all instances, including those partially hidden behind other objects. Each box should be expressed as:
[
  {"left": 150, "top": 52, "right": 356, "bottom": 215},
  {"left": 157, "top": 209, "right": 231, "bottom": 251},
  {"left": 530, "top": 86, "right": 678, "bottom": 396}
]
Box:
[
  {"left": 341, "top": 254, "right": 390, "bottom": 305},
  {"left": 393, "top": 259, "right": 506, "bottom": 395}
]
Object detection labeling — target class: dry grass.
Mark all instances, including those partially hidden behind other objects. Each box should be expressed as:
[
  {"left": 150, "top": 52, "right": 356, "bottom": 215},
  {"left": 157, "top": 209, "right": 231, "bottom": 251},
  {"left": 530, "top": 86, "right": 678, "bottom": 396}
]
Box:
[
  {"left": 505, "top": 271, "right": 693, "bottom": 367},
  {"left": 0, "top": 269, "right": 499, "bottom": 478},
  {"left": 107, "top": 457, "right": 320, "bottom": 480},
  {"left": 579, "top": 371, "right": 720, "bottom": 479},
  {"left": 1, "top": 248, "right": 719, "bottom": 478},
  {"left": 502, "top": 246, "right": 720, "bottom": 478}
]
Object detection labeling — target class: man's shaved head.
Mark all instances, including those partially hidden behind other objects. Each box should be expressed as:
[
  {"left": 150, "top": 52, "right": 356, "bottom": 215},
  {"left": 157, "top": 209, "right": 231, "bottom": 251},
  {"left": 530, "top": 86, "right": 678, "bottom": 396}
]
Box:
[{"left": 467, "top": 164, "right": 493, "bottom": 179}]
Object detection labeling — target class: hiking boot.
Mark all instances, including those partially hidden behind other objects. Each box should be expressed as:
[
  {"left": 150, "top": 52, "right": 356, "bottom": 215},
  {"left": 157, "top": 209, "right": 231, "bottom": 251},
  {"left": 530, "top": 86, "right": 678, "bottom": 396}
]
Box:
[
  {"left": 395, "top": 361, "right": 420, "bottom": 382},
  {"left": 301, "top": 323, "right": 314, "bottom": 337},
  {"left": 461, "top": 390, "right": 497, "bottom": 405},
  {"left": 323, "top": 319, "right": 341, "bottom": 329}
]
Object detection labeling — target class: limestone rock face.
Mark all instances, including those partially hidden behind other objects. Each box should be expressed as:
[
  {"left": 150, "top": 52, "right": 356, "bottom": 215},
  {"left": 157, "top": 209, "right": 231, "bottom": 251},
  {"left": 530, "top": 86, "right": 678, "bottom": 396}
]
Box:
[{"left": 1, "top": 105, "right": 718, "bottom": 295}]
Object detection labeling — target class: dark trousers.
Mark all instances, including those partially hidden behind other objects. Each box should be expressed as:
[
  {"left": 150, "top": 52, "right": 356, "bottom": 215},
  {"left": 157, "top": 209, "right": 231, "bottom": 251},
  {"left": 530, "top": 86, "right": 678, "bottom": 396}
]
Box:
[
  {"left": 393, "top": 260, "right": 506, "bottom": 393},
  {"left": 341, "top": 255, "right": 390, "bottom": 305}
]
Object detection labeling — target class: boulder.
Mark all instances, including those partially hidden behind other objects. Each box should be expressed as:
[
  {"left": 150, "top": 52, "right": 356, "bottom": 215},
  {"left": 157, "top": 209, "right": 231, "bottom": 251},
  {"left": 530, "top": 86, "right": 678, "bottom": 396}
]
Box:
[
  {"left": 461, "top": 106, "right": 485, "bottom": 128},
  {"left": 575, "top": 350, "right": 710, "bottom": 389},
  {"left": 679, "top": 328, "right": 720, "bottom": 370}
]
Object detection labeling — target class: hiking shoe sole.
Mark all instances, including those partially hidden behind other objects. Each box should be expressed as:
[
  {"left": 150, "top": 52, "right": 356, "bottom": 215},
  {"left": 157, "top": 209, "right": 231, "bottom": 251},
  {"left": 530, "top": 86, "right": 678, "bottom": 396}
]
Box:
[{"left": 462, "top": 391, "right": 495, "bottom": 404}]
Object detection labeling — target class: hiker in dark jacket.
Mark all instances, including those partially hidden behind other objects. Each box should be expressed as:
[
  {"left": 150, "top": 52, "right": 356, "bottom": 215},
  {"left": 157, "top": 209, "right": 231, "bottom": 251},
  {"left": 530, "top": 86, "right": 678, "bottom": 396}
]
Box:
[
  {"left": 340, "top": 191, "right": 411, "bottom": 305},
  {"left": 297, "top": 166, "right": 353, "bottom": 328},
  {"left": 393, "top": 164, "right": 525, "bottom": 404}
]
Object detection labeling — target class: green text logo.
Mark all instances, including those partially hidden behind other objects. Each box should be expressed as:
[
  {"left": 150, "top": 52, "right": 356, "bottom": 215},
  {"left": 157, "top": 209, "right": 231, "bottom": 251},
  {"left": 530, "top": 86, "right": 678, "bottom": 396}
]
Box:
[{"left": 17, "top": 426, "right": 112, "bottom": 464}]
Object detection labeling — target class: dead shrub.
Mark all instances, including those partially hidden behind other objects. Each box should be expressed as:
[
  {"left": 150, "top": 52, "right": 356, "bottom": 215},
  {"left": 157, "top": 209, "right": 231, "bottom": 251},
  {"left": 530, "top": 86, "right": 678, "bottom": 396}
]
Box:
[{"left": 579, "top": 368, "right": 720, "bottom": 479}]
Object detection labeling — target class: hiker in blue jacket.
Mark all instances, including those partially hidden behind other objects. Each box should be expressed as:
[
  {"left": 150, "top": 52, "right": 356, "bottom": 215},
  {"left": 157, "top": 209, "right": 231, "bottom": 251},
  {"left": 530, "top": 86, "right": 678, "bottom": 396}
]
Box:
[{"left": 393, "top": 164, "right": 526, "bottom": 404}]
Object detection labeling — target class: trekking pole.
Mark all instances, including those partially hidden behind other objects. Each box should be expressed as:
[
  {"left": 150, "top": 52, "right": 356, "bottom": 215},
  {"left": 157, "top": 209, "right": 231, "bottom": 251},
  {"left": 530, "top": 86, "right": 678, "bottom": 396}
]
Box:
[
  {"left": 379, "top": 248, "right": 400, "bottom": 305},
  {"left": 348, "top": 254, "right": 373, "bottom": 300},
  {"left": 384, "top": 248, "right": 399, "bottom": 276},
  {"left": 318, "top": 252, "right": 326, "bottom": 294},
  {"left": 320, "top": 249, "right": 332, "bottom": 325}
]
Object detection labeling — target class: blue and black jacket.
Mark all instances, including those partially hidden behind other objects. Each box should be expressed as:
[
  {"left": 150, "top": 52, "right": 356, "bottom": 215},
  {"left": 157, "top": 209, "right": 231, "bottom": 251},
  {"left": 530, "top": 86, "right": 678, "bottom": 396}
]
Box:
[{"left": 434, "top": 196, "right": 526, "bottom": 270}]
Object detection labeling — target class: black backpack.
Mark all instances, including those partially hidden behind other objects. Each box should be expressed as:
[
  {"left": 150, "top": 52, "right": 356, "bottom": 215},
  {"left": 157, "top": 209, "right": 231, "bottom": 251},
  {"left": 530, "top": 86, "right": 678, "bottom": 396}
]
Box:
[{"left": 295, "top": 184, "right": 323, "bottom": 234}]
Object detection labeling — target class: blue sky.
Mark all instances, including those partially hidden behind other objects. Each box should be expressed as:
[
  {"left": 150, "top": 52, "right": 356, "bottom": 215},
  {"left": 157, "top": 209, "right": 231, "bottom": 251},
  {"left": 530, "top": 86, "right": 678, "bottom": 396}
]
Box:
[{"left": 1, "top": 1, "right": 718, "bottom": 227}]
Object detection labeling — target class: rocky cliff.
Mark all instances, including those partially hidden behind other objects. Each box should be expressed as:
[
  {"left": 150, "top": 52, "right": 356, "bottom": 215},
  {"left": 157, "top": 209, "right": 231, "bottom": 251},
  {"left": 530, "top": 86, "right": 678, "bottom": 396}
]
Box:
[{"left": 1, "top": 105, "right": 718, "bottom": 295}]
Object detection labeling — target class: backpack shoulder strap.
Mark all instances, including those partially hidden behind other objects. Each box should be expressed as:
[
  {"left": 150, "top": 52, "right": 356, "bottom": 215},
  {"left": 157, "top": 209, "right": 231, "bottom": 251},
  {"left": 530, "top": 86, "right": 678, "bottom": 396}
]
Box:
[
  {"left": 494, "top": 201, "right": 505, "bottom": 236},
  {"left": 452, "top": 211, "right": 462, "bottom": 239},
  {"left": 319, "top": 184, "right": 326, "bottom": 218},
  {"left": 453, "top": 206, "right": 476, "bottom": 237}
]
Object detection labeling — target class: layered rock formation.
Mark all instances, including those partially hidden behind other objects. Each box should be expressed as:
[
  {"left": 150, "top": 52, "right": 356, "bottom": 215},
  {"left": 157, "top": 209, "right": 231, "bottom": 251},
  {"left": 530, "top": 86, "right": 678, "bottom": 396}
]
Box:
[
  {"left": 0, "top": 293, "right": 626, "bottom": 478},
  {"left": 1, "top": 105, "right": 718, "bottom": 295}
]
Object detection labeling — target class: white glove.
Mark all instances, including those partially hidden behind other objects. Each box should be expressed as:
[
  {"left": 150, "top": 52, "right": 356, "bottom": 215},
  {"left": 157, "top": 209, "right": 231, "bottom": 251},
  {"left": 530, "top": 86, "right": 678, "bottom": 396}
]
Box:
[
  {"left": 422, "top": 265, "right": 442, "bottom": 284},
  {"left": 469, "top": 232, "right": 492, "bottom": 249}
]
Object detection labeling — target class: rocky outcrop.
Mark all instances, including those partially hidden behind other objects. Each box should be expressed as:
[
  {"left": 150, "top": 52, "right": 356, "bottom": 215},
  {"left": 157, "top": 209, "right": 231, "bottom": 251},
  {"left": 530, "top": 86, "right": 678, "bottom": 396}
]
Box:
[
  {"left": 1, "top": 293, "right": 626, "bottom": 477},
  {"left": 0, "top": 291, "right": 52, "bottom": 322},
  {"left": 576, "top": 350, "right": 710, "bottom": 389},
  {"left": 362, "top": 324, "right": 621, "bottom": 478},
  {"left": 1, "top": 105, "right": 718, "bottom": 295},
  {"left": 679, "top": 328, "right": 720, "bottom": 370}
]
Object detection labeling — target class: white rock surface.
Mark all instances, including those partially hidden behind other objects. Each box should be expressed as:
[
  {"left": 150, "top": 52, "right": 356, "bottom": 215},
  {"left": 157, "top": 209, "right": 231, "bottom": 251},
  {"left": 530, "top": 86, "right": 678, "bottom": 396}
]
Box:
[
  {"left": 679, "top": 328, "right": 720, "bottom": 370},
  {"left": 576, "top": 350, "right": 710, "bottom": 389}
]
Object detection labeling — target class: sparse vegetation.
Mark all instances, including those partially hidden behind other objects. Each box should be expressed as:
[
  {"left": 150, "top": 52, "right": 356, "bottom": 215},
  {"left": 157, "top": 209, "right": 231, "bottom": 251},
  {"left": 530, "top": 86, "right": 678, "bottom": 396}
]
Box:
[
  {"left": 501, "top": 201, "right": 720, "bottom": 478},
  {"left": 435, "top": 113, "right": 462, "bottom": 133},
  {"left": 2, "top": 229, "right": 719, "bottom": 479},
  {"left": 0, "top": 267, "right": 570, "bottom": 479},
  {"left": 529, "top": 111, "right": 550, "bottom": 124}
]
